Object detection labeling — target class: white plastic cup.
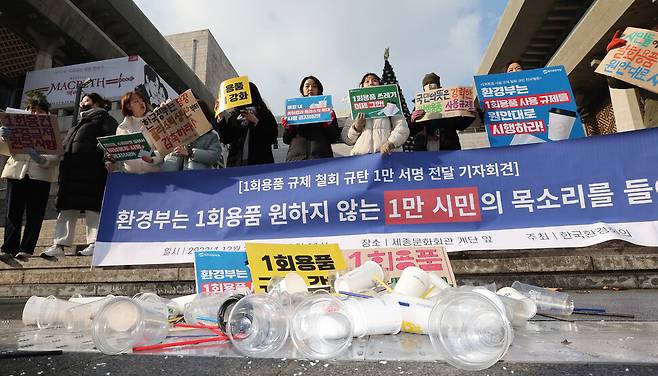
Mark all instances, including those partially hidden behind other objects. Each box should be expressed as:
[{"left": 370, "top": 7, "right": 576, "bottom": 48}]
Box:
[
  {"left": 393, "top": 267, "right": 431, "bottom": 298},
  {"left": 91, "top": 296, "right": 169, "bottom": 355},
  {"left": 290, "top": 292, "right": 353, "bottom": 360},
  {"left": 342, "top": 294, "right": 401, "bottom": 337},
  {"left": 334, "top": 261, "right": 384, "bottom": 293},
  {"left": 226, "top": 294, "right": 289, "bottom": 357},
  {"left": 267, "top": 272, "right": 308, "bottom": 295},
  {"left": 511, "top": 281, "right": 574, "bottom": 315},
  {"left": 170, "top": 294, "right": 197, "bottom": 316},
  {"left": 395, "top": 295, "right": 436, "bottom": 334},
  {"left": 36, "top": 296, "right": 81, "bottom": 329},
  {"left": 547, "top": 108, "right": 577, "bottom": 141},
  {"left": 65, "top": 297, "right": 114, "bottom": 332},
  {"left": 428, "top": 287, "right": 513, "bottom": 371}
]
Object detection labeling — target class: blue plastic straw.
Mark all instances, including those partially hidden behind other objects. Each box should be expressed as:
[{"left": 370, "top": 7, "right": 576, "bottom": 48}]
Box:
[
  {"left": 573, "top": 307, "right": 606, "bottom": 313},
  {"left": 337, "top": 291, "right": 373, "bottom": 299}
]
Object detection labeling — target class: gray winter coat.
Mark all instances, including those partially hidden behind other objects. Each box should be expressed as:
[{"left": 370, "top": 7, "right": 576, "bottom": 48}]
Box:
[{"left": 161, "top": 130, "right": 222, "bottom": 171}]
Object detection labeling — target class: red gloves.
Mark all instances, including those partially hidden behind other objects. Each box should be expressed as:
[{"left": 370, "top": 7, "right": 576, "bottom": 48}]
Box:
[
  {"left": 606, "top": 30, "right": 627, "bottom": 52},
  {"left": 281, "top": 116, "right": 293, "bottom": 130},
  {"left": 322, "top": 111, "right": 336, "bottom": 128},
  {"left": 411, "top": 109, "right": 425, "bottom": 122}
]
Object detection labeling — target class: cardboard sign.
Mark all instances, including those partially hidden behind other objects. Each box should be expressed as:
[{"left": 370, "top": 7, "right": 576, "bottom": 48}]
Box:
[
  {"left": 285, "top": 95, "right": 333, "bottom": 125},
  {"left": 245, "top": 243, "right": 347, "bottom": 293},
  {"left": 0, "top": 113, "right": 63, "bottom": 155},
  {"left": 141, "top": 90, "right": 212, "bottom": 156},
  {"left": 414, "top": 87, "right": 475, "bottom": 121},
  {"left": 349, "top": 84, "right": 403, "bottom": 119},
  {"left": 595, "top": 27, "right": 658, "bottom": 94},
  {"left": 193, "top": 251, "right": 252, "bottom": 295},
  {"left": 97, "top": 132, "right": 153, "bottom": 161},
  {"left": 474, "top": 66, "right": 585, "bottom": 148},
  {"left": 342, "top": 246, "right": 455, "bottom": 287},
  {"left": 217, "top": 75, "right": 252, "bottom": 114}
]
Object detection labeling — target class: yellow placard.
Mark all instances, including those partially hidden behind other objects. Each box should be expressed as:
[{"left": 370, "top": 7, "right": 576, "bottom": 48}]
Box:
[
  {"left": 217, "top": 75, "right": 252, "bottom": 114},
  {"left": 245, "top": 243, "right": 347, "bottom": 293}
]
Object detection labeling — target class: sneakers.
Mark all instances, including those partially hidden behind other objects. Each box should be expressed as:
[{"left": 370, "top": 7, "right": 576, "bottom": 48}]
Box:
[
  {"left": 0, "top": 250, "right": 10, "bottom": 259},
  {"left": 77, "top": 243, "right": 95, "bottom": 256},
  {"left": 14, "top": 251, "right": 32, "bottom": 261},
  {"left": 42, "top": 244, "right": 65, "bottom": 257}
]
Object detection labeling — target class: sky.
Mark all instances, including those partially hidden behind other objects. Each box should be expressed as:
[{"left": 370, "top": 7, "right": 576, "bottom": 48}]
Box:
[{"left": 134, "top": 0, "right": 508, "bottom": 115}]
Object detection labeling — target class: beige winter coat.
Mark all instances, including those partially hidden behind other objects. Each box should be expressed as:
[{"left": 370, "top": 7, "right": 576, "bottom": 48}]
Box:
[
  {"left": 1, "top": 153, "right": 59, "bottom": 182},
  {"left": 114, "top": 116, "right": 163, "bottom": 174},
  {"left": 342, "top": 115, "right": 410, "bottom": 156}
]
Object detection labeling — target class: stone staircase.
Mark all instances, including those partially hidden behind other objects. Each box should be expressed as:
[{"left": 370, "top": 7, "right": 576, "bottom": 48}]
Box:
[{"left": 0, "top": 218, "right": 657, "bottom": 298}]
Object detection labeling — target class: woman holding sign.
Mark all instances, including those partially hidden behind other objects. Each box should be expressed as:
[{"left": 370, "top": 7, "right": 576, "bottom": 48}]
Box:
[
  {"left": 106, "top": 90, "right": 163, "bottom": 174},
  {"left": 0, "top": 98, "right": 59, "bottom": 260},
  {"left": 342, "top": 73, "right": 409, "bottom": 155},
  {"left": 43, "top": 93, "right": 118, "bottom": 258},
  {"left": 282, "top": 76, "right": 340, "bottom": 161},
  {"left": 216, "top": 82, "right": 278, "bottom": 167}
]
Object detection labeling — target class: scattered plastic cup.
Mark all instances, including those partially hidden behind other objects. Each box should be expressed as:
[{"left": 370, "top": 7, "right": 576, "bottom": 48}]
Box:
[
  {"left": 267, "top": 272, "right": 309, "bottom": 295},
  {"left": 22, "top": 296, "right": 48, "bottom": 326},
  {"left": 134, "top": 292, "right": 179, "bottom": 318},
  {"left": 342, "top": 293, "right": 401, "bottom": 337},
  {"left": 69, "top": 295, "right": 114, "bottom": 305},
  {"left": 170, "top": 293, "right": 197, "bottom": 316},
  {"left": 497, "top": 287, "right": 537, "bottom": 324},
  {"left": 65, "top": 296, "right": 114, "bottom": 332},
  {"left": 511, "top": 281, "right": 574, "bottom": 315},
  {"left": 184, "top": 292, "right": 238, "bottom": 325},
  {"left": 428, "top": 287, "right": 513, "bottom": 371},
  {"left": 334, "top": 261, "right": 384, "bottom": 293},
  {"left": 226, "top": 294, "right": 289, "bottom": 357},
  {"left": 290, "top": 292, "right": 354, "bottom": 359},
  {"left": 91, "top": 296, "right": 169, "bottom": 355},
  {"left": 36, "top": 296, "right": 81, "bottom": 329},
  {"left": 393, "top": 267, "right": 431, "bottom": 298}
]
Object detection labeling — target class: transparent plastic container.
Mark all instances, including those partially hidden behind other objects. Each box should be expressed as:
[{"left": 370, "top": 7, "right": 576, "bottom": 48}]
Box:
[
  {"left": 511, "top": 281, "right": 574, "bottom": 315},
  {"left": 91, "top": 296, "right": 169, "bottom": 355},
  {"left": 35, "top": 296, "right": 81, "bottom": 329},
  {"left": 290, "top": 292, "right": 353, "bottom": 359},
  {"left": 428, "top": 287, "right": 513, "bottom": 371},
  {"left": 65, "top": 296, "right": 114, "bottom": 332},
  {"left": 226, "top": 294, "right": 289, "bottom": 357}
]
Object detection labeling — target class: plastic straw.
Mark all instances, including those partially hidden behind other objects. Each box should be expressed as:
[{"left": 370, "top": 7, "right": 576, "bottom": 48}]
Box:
[
  {"left": 132, "top": 336, "right": 227, "bottom": 352},
  {"left": 372, "top": 275, "right": 393, "bottom": 293},
  {"left": 573, "top": 307, "right": 606, "bottom": 313},
  {"left": 337, "top": 291, "right": 373, "bottom": 299}
]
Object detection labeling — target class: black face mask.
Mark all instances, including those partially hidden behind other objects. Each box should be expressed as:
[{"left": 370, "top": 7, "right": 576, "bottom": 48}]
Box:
[{"left": 80, "top": 104, "right": 92, "bottom": 112}]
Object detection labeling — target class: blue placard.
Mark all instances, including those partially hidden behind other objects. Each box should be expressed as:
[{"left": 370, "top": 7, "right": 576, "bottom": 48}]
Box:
[
  {"left": 285, "top": 95, "right": 333, "bottom": 125},
  {"left": 94, "top": 128, "right": 658, "bottom": 266},
  {"left": 474, "top": 66, "right": 586, "bottom": 148},
  {"left": 193, "top": 251, "right": 251, "bottom": 294}
]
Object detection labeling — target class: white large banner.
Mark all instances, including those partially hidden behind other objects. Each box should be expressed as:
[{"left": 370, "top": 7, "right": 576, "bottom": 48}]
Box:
[{"left": 22, "top": 56, "right": 177, "bottom": 109}]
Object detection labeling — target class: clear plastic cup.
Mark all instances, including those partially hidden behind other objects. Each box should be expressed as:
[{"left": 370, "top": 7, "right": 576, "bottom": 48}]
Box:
[
  {"left": 22, "top": 296, "right": 47, "bottom": 326},
  {"left": 184, "top": 292, "right": 234, "bottom": 325},
  {"left": 226, "top": 294, "right": 289, "bottom": 357},
  {"left": 290, "top": 292, "right": 353, "bottom": 359},
  {"left": 334, "top": 260, "right": 384, "bottom": 293},
  {"left": 65, "top": 296, "right": 114, "bottom": 332},
  {"left": 342, "top": 293, "right": 401, "bottom": 337},
  {"left": 511, "top": 281, "right": 574, "bottom": 315},
  {"left": 428, "top": 287, "right": 513, "bottom": 371},
  {"left": 134, "top": 292, "right": 179, "bottom": 318},
  {"left": 36, "top": 296, "right": 81, "bottom": 329},
  {"left": 91, "top": 296, "right": 169, "bottom": 355}
]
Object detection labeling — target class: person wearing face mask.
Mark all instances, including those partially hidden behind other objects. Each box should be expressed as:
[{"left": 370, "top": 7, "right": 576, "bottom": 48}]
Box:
[
  {"left": 215, "top": 82, "right": 278, "bottom": 167},
  {"left": 281, "top": 75, "right": 340, "bottom": 161},
  {"left": 42, "top": 93, "right": 118, "bottom": 258},
  {"left": 342, "top": 72, "right": 410, "bottom": 155},
  {"left": 0, "top": 97, "right": 59, "bottom": 260},
  {"left": 106, "top": 90, "right": 163, "bottom": 174},
  {"left": 409, "top": 72, "right": 474, "bottom": 152}
]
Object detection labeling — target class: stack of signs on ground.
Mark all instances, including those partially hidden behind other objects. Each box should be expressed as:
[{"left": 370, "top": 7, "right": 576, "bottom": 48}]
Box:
[
  {"left": 342, "top": 246, "right": 455, "bottom": 287},
  {"left": 285, "top": 95, "right": 333, "bottom": 125},
  {"left": 0, "top": 113, "right": 63, "bottom": 155},
  {"left": 216, "top": 75, "right": 252, "bottom": 116},
  {"left": 413, "top": 86, "right": 476, "bottom": 121},
  {"left": 193, "top": 251, "right": 251, "bottom": 295},
  {"left": 97, "top": 133, "right": 153, "bottom": 161},
  {"left": 474, "top": 66, "right": 585, "bottom": 148},
  {"left": 140, "top": 90, "right": 212, "bottom": 156},
  {"left": 245, "top": 243, "right": 347, "bottom": 293},
  {"left": 349, "top": 84, "right": 403, "bottom": 119},
  {"left": 595, "top": 27, "right": 658, "bottom": 94}
]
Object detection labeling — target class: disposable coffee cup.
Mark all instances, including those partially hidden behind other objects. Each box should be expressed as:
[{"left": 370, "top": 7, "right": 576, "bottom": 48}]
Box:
[
  {"left": 267, "top": 272, "right": 308, "bottom": 295},
  {"left": 65, "top": 297, "right": 114, "bottom": 332},
  {"left": 547, "top": 108, "right": 577, "bottom": 141},
  {"left": 170, "top": 293, "right": 197, "bottom": 316},
  {"left": 22, "top": 296, "right": 48, "bottom": 326},
  {"left": 183, "top": 292, "right": 236, "bottom": 325},
  {"left": 291, "top": 292, "right": 353, "bottom": 360},
  {"left": 394, "top": 266, "right": 431, "bottom": 298},
  {"left": 511, "top": 281, "right": 574, "bottom": 315},
  {"left": 497, "top": 287, "right": 537, "bottom": 323},
  {"left": 510, "top": 133, "right": 545, "bottom": 145},
  {"left": 91, "top": 296, "right": 169, "bottom": 355},
  {"left": 394, "top": 295, "right": 436, "bottom": 334},
  {"left": 428, "top": 287, "right": 513, "bottom": 371},
  {"left": 343, "top": 294, "right": 401, "bottom": 337},
  {"left": 227, "top": 294, "right": 289, "bottom": 357},
  {"left": 133, "top": 292, "right": 179, "bottom": 319},
  {"left": 334, "top": 260, "right": 384, "bottom": 293},
  {"left": 36, "top": 296, "right": 81, "bottom": 329}
]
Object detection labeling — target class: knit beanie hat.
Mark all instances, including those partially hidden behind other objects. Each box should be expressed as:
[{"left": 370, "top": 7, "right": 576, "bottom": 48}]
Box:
[{"left": 422, "top": 72, "right": 441, "bottom": 87}]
